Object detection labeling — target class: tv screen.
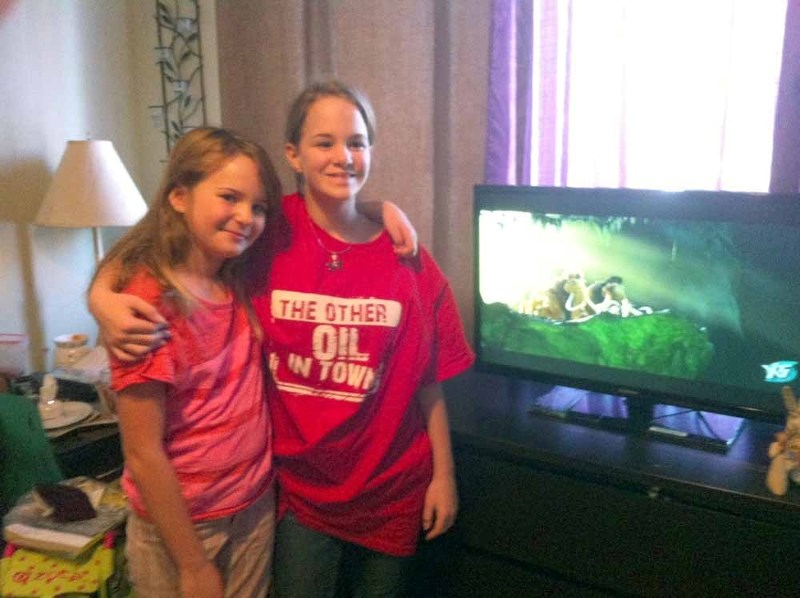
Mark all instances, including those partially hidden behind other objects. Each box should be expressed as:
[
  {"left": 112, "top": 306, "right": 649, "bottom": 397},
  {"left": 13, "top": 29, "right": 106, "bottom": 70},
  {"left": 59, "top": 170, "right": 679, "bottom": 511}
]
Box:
[{"left": 474, "top": 185, "right": 800, "bottom": 444}]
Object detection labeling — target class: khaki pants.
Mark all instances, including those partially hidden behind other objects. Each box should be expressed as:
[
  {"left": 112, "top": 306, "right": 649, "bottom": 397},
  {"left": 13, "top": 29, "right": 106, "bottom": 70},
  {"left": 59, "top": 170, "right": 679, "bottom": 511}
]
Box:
[{"left": 126, "top": 484, "right": 275, "bottom": 597}]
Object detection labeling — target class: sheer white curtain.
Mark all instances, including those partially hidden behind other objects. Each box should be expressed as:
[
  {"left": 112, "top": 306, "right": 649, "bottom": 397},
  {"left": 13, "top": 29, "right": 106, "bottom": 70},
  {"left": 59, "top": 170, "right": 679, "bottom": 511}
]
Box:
[{"left": 487, "top": 0, "right": 788, "bottom": 192}]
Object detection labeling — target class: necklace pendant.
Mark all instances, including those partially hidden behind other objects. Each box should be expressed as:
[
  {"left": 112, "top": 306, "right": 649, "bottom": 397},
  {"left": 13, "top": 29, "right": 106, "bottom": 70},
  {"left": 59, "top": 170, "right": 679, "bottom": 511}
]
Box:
[{"left": 327, "top": 253, "right": 343, "bottom": 271}]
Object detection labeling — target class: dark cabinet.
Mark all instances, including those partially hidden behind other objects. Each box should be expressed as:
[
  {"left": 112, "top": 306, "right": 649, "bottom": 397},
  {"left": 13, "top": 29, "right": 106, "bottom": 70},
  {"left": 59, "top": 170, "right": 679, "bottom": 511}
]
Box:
[{"left": 440, "top": 372, "right": 800, "bottom": 597}]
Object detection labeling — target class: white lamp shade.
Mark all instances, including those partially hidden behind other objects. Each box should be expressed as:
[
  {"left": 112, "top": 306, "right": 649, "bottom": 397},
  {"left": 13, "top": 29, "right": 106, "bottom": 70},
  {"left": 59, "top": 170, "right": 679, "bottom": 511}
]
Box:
[{"left": 35, "top": 140, "right": 147, "bottom": 228}]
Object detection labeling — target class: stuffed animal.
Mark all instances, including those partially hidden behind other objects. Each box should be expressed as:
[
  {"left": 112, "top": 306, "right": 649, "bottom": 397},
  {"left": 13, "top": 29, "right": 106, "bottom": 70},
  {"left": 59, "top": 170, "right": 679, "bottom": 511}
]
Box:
[{"left": 766, "top": 386, "right": 800, "bottom": 495}]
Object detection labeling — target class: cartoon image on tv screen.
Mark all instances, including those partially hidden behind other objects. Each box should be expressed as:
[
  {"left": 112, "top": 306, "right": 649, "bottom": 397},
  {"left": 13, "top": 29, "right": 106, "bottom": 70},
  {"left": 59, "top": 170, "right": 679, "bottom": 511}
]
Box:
[{"left": 478, "top": 209, "right": 797, "bottom": 392}]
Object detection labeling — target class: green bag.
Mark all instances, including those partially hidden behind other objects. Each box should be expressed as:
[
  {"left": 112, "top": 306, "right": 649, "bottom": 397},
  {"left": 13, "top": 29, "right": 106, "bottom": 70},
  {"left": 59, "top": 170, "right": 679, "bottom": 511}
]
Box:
[{"left": 0, "top": 393, "right": 63, "bottom": 516}]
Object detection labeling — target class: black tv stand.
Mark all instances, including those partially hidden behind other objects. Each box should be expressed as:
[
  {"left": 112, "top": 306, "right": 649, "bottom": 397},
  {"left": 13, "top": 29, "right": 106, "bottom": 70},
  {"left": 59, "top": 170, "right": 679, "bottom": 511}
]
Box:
[
  {"left": 625, "top": 394, "right": 656, "bottom": 432},
  {"left": 439, "top": 370, "right": 800, "bottom": 596},
  {"left": 522, "top": 381, "right": 745, "bottom": 453},
  {"left": 647, "top": 403, "right": 746, "bottom": 452}
]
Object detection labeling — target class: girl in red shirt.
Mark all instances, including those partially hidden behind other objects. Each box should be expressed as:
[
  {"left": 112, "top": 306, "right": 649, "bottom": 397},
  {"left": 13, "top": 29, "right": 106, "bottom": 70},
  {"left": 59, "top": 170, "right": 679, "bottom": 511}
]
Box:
[{"left": 261, "top": 80, "right": 474, "bottom": 597}]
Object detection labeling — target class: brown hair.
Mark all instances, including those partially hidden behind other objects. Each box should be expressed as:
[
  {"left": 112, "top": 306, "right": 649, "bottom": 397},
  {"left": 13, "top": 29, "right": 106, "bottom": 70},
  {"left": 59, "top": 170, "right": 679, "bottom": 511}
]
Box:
[{"left": 95, "top": 127, "right": 285, "bottom": 323}]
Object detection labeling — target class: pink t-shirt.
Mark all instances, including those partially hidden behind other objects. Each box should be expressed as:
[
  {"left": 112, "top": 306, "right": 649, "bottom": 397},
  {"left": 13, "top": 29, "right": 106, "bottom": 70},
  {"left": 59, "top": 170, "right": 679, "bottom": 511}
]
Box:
[
  {"left": 254, "top": 193, "right": 474, "bottom": 556},
  {"left": 110, "top": 270, "right": 273, "bottom": 522}
]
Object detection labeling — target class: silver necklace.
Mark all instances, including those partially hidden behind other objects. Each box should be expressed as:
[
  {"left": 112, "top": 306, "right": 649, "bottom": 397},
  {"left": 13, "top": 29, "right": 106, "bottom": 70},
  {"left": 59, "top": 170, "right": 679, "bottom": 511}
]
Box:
[{"left": 309, "top": 221, "right": 353, "bottom": 271}]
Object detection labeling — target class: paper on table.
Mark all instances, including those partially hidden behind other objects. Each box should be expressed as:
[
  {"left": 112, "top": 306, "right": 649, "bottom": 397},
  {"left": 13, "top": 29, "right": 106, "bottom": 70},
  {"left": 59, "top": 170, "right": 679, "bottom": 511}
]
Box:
[{"left": 4, "top": 523, "right": 92, "bottom": 551}]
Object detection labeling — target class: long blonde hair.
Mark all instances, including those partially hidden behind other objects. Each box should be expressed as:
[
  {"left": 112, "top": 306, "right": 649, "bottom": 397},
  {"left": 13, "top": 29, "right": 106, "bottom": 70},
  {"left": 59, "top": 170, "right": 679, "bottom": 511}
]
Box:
[{"left": 95, "top": 127, "right": 285, "bottom": 326}]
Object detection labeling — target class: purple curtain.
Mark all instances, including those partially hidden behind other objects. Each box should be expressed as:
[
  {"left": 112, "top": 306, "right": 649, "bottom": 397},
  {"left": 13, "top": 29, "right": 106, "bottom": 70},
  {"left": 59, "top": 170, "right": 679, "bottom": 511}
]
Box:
[
  {"left": 770, "top": 0, "right": 800, "bottom": 193},
  {"left": 484, "top": 0, "right": 533, "bottom": 184},
  {"left": 482, "top": 0, "right": 577, "bottom": 186},
  {"left": 487, "top": 0, "right": 797, "bottom": 192}
]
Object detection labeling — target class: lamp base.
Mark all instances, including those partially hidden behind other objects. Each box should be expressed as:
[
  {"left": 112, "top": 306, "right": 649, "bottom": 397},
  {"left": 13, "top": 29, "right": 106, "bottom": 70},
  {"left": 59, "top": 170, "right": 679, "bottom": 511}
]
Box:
[{"left": 92, "top": 227, "right": 104, "bottom": 263}]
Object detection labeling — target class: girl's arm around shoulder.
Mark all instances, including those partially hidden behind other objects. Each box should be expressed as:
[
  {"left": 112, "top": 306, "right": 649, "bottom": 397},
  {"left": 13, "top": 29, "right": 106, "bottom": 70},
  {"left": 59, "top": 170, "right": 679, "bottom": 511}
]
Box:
[
  {"left": 117, "top": 381, "right": 224, "bottom": 597},
  {"left": 356, "top": 200, "right": 418, "bottom": 258},
  {"left": 88, "top": 260, "right": 170, "bottom": 362},
  {"left": 418, "top": 382, "right": 458, "bottom": 541}
]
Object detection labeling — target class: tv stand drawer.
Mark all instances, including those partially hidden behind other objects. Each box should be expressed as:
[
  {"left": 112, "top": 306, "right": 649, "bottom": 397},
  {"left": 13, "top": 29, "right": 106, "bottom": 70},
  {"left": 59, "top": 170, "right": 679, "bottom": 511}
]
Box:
[{"left": 452, "top": 445, "right": 800, "bottom": 596}]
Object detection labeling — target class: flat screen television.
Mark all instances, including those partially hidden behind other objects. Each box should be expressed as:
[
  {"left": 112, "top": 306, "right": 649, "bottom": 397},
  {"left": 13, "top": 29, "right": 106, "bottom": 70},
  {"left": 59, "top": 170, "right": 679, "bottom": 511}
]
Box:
[{"left": 474, "top": 185, "right": 800, "bottom": 451}]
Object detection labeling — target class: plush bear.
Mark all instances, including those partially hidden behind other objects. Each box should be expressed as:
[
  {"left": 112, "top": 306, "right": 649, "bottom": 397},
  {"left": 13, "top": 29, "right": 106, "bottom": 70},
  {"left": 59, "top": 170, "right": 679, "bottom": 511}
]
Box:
[{"left": 766, "top": 386, "right": 800, "bottom": 496}]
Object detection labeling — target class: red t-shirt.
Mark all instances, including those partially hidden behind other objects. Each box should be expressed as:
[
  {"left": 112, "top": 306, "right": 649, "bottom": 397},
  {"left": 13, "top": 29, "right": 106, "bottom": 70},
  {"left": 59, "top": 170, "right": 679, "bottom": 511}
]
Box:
[
  {"left": 253, "top": 193, "right": 474, "bottom": 556},
  {"left": 110, "top": 270, "right": 273, "bottom": 522}
]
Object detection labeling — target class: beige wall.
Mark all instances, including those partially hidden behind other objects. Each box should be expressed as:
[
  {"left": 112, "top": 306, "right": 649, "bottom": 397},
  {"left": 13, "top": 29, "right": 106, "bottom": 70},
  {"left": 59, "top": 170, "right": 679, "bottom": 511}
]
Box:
[
  {"left": 216, "top": 0, "right": 489, "bottom": 337},
  {"left": 0, "top": 0, "right": 219, "bottom": 371},
  {"left": 0, "top": 0, "right": 485, "bottom": 373}
]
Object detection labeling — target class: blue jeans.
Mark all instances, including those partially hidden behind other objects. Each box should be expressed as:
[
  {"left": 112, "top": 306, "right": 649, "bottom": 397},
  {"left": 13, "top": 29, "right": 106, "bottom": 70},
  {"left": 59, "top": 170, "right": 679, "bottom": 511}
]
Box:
[{"left": 273, "top": 512, "right": 413, "bottom": 598}]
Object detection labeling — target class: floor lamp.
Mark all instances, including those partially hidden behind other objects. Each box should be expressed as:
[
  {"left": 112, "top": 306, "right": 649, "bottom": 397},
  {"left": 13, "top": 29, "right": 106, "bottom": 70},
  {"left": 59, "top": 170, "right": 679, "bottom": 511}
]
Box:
[{"left": 34, "top": 140, "right": 147, "bottom": 262}]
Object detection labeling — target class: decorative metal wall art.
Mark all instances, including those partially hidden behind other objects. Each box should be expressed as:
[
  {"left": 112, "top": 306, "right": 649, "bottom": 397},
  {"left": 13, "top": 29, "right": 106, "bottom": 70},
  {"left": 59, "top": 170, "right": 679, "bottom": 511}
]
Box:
[{"left": 149, "top": 0, "right": 207, "bottom": 154}]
